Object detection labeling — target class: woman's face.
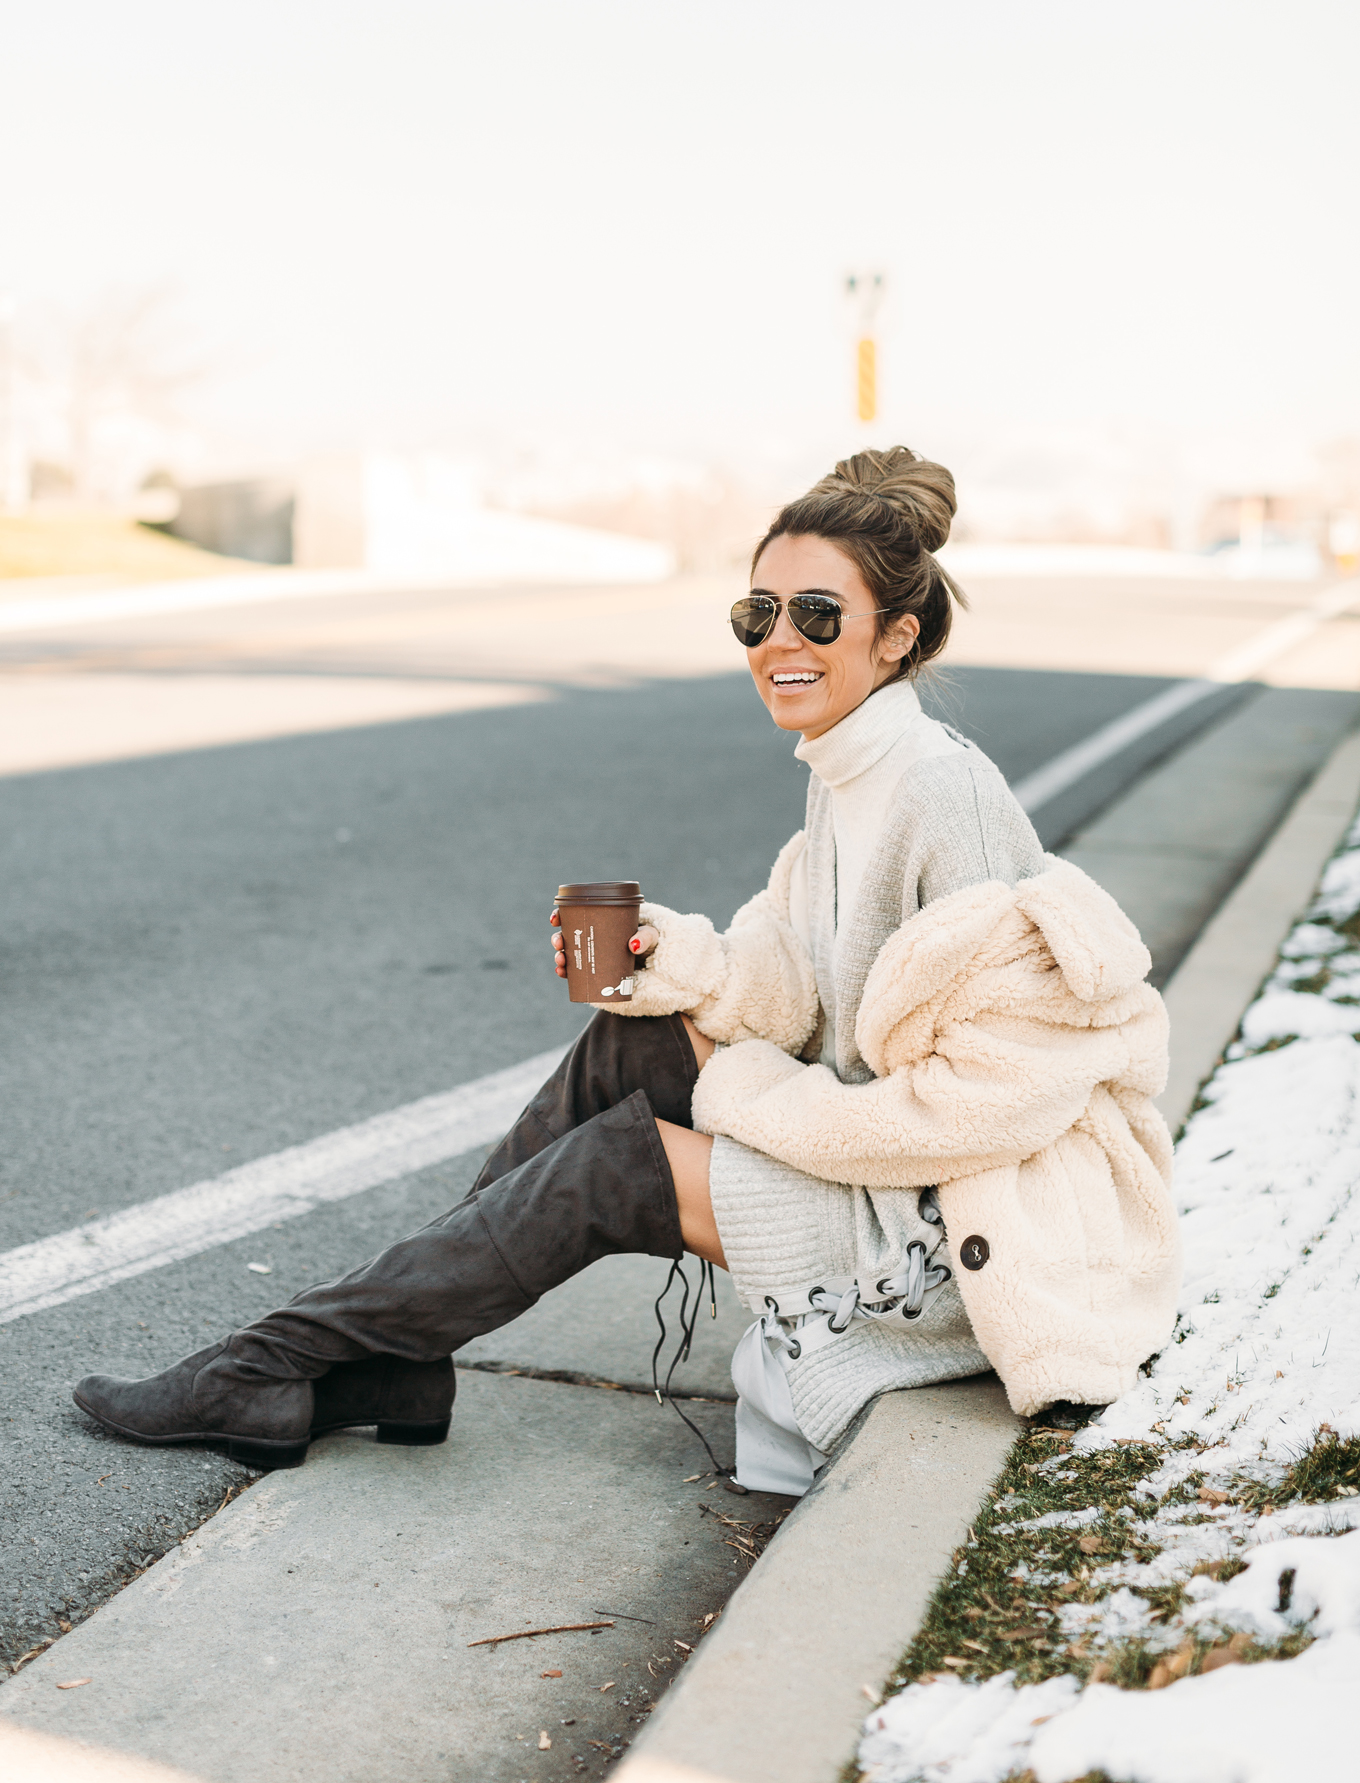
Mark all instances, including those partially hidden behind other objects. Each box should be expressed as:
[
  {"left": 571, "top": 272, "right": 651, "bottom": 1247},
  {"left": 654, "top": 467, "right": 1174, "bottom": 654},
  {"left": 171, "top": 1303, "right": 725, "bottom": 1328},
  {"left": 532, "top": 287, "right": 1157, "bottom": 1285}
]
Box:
[{"left": 746, "top": 533, "right": 918, "bottom": 739}]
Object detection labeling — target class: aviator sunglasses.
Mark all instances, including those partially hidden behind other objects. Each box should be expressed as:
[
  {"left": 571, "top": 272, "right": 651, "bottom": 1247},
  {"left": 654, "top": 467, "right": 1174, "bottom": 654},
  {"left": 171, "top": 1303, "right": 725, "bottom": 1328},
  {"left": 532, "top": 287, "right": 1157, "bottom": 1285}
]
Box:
[{"left": 729, "top": 591, "right": 892, "bottom": 649}]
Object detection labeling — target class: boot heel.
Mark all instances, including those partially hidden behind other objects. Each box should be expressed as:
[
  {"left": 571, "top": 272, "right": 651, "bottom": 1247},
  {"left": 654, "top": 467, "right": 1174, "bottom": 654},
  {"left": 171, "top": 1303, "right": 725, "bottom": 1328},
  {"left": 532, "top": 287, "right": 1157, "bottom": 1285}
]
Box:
[
  {"left": 376, "top": 1418, "right": 451, "bottom": 1446},
  {"left": 227, "top": 1437, "right": 310, "bottom": 1470}
]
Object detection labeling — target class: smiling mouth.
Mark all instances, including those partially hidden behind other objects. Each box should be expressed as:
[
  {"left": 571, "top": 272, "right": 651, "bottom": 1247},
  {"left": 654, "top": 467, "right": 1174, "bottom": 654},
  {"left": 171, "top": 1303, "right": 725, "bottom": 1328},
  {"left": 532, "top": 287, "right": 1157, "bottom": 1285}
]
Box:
[{"left": 771, "top": 671, "right": 824, "bottom": 687}]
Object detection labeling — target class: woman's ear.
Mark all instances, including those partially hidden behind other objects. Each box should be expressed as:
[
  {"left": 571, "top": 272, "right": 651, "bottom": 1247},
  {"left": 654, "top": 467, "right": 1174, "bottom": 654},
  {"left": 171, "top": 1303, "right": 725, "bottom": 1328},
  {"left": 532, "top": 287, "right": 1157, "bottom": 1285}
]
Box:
[{"left": 880, "top": 612, "right": 920, "bottom": 663}]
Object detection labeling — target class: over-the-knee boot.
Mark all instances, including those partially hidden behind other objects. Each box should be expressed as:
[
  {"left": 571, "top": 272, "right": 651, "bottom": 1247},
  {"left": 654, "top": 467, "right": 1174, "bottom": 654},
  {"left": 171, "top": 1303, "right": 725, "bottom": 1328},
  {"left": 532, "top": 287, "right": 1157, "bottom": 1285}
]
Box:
[
  {"left": 310, "top": 1012, "right": 697, "bottom": 1435},
  {"left": 301, "top": 1011, "right": 698, "bottom": 1442},
  {"left": 302, "top": 1014, "right": 697, "bottom": 1439},
  {"left": 472, "top": 1010, "right": 698, "bottom": 1189},
  {"left": 73, "top": 1091, "right": 681, "bottom": 1468}
]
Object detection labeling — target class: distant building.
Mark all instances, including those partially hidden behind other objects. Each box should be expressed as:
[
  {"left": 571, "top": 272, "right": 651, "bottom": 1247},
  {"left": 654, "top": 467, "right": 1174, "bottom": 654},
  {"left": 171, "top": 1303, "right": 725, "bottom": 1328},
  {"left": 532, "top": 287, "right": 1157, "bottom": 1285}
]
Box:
[
  {"left": 167, "top": 478, "right": 295, "bottom": 564},
  {"left": 291, "top": 454, "right": 675, "bottom": 582},
  {"left": 163, "top": 454, "right": 676, "bottom": 583}
]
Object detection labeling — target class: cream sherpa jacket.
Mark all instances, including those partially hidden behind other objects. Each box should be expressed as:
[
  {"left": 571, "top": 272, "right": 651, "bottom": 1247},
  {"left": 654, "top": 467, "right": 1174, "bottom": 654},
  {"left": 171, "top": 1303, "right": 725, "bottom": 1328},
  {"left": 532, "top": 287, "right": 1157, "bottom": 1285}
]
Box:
[{"left": 614, "top": 842, "right": 1180, "bottom": 1416}]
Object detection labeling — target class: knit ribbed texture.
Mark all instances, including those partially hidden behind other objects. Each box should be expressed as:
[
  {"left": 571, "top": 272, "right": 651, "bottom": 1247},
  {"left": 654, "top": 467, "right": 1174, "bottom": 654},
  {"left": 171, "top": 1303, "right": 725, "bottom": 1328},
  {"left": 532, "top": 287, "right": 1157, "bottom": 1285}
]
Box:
[
  {"left": 709, "top": 1135, "right": 989, "bottom": 1452},
  {"left": 805, "top": 727, "right": 1047, "bottom": 1084}
]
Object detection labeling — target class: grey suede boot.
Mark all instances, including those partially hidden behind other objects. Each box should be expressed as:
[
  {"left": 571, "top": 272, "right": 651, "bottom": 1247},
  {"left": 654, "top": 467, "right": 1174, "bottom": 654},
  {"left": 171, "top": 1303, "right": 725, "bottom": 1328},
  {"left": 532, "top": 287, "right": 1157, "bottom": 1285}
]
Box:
[
  {"left": 470, "top": 1009, "right": 699, "bottom": 1188},
  {"left": 74, "top": 1082, "right": 682, "bottom": 1468},
  {"left": 300, "top": 1014, "right": 695, "bottom": 1447},
  {"left": 310, "top": 1354, "right": 456, "bottom": 1444},
  {"left": 72, "top": 1347, "right": 457, "bottom": 1469},
  {"left": 72, "top": 1341, "right": 316, "bottom": 1469}
]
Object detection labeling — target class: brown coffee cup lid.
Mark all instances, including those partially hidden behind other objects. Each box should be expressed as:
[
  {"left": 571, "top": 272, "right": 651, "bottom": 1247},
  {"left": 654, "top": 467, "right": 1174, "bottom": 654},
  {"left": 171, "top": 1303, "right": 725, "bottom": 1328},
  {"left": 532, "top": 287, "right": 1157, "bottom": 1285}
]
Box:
[{"left": 555, "top": 881, "right": 643, "bottom": 904}]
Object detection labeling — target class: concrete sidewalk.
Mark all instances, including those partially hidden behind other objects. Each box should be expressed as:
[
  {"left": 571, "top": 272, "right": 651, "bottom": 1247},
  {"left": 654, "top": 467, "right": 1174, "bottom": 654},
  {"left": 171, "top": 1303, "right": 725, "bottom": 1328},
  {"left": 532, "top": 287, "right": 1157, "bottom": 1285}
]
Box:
[{"left": 0, "top": 1370, "right": 780, "bottom": 1783}]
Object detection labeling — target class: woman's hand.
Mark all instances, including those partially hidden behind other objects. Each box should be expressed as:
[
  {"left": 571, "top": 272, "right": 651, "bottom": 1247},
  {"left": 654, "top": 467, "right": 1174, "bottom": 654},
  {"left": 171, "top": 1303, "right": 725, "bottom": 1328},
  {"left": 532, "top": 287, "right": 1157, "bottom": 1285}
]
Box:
[
  {"left": 550, "top": 907, "right": 568, "bottom": 978},
  {"left": 549, "top": 910, "right": 659, "bottom": 980}
]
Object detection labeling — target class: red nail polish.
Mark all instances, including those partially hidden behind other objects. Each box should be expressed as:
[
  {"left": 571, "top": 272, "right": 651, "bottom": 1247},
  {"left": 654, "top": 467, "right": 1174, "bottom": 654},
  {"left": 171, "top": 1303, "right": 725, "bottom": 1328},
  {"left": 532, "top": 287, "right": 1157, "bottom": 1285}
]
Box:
[{"left": 629, "top": 938, "right": 639, "bottom": 952}]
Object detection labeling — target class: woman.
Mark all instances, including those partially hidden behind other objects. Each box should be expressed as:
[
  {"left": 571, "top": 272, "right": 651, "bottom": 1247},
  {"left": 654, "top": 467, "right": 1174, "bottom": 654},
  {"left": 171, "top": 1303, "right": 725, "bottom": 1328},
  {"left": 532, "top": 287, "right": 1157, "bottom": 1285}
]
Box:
[{"left": 74, "top": 447, "right": 1181, "bottom": 1493}]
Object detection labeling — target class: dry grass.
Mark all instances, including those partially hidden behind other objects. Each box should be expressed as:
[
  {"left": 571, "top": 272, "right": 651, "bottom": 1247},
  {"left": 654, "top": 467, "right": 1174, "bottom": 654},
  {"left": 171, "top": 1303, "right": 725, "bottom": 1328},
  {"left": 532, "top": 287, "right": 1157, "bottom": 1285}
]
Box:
[
  {"left": 880, "top": 1429, "right": 1323, "bottom": 1694},
  {"left": 0, "top": 512, "right": 260, "bottom": 584},
  {"left": 1238, "top": 1429, "right": 1360, "bottom": 1512}
]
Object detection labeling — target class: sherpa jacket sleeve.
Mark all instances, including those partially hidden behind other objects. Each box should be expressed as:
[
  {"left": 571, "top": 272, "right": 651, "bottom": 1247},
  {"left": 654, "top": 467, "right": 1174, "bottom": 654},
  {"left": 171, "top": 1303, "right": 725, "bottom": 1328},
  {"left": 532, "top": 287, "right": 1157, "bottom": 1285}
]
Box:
[
  {"left": 595, "top": 831, "right": 820, "bottom": 1052},
  {"left": 690, "top": 866, "right": 1169, "bottom": 1190}
]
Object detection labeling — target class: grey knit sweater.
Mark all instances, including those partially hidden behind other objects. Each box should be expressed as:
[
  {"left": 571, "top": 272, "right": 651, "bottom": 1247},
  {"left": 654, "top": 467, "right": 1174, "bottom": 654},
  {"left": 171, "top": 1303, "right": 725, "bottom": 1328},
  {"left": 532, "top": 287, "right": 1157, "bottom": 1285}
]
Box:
[
  {"left": 705, "top": 686, "right": 1048, "bottom": 1450},
  {"left": 802, "top": 707, "right": 1047, "bottom": 1086}
]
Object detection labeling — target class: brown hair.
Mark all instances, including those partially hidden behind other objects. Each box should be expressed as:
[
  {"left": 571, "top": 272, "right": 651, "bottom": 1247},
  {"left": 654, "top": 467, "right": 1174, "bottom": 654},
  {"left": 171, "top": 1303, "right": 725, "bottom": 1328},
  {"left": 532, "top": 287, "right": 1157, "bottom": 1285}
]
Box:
[{"left": 751, "top": 445, "right": 967, "bottom": 679}]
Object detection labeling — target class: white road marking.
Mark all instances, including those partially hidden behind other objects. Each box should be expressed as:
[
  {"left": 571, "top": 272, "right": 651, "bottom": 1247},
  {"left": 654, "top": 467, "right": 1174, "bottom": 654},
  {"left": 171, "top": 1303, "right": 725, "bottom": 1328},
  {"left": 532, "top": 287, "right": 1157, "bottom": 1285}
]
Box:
[
  {"left": 1013, "top": 678, "right": 1219, "bottom": 813},
  {"left": 0, "top": 1047, "right": 566, "bottom": 1325},
  {"left": 1013, "top": 579, "right": 1359, "bottom": 814}
]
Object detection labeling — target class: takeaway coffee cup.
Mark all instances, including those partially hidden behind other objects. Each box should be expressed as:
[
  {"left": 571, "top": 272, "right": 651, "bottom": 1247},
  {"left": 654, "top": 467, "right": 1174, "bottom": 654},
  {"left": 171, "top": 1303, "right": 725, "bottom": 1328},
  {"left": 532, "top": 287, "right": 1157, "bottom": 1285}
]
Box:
[{"left": 554, "top": 881, "right": 644, "bottom": 1004}]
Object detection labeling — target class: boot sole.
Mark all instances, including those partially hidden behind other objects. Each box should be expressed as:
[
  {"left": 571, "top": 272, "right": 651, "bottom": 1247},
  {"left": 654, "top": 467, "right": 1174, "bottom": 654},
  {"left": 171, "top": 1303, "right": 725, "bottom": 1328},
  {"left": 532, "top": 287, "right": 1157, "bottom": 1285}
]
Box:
[
  {"left": 310, "top": 1417, "right": 452, "bottom": 1446},
  {"left": 72, "top": 1390, "right": 310, "bottom": 1470},
  {"left": 377, "top": 1418, "right": 451, "bottom": 1446}
]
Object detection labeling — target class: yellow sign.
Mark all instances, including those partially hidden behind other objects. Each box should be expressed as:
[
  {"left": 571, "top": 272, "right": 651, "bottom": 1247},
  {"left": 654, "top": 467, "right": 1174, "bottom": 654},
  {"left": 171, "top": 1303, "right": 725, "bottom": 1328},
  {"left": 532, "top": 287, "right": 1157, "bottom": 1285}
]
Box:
[{"left": 856, "top": 337, "right": 876, "bottom": 422}]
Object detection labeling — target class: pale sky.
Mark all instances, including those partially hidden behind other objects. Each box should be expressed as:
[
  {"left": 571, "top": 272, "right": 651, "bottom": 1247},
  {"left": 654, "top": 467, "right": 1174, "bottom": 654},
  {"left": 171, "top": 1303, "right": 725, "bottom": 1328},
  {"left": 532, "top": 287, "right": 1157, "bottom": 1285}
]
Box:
[{"left": 2, "top": 0, "right": 1357, "bottom": 477}]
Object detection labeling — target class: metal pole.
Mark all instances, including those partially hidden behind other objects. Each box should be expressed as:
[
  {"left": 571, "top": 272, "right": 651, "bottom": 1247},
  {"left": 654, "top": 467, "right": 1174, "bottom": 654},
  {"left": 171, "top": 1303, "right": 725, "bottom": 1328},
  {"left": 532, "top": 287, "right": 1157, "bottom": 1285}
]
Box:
[{"left": 844, "top": 271, "right": 885, "bottom": 432}]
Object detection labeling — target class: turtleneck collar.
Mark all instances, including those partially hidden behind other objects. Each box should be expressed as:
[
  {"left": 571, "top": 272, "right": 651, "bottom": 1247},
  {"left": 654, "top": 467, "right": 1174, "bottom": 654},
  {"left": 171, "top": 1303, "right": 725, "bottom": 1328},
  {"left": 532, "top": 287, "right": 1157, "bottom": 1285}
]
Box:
[{"left": 794, "top": 678, "right": 923, "bottom": 789}]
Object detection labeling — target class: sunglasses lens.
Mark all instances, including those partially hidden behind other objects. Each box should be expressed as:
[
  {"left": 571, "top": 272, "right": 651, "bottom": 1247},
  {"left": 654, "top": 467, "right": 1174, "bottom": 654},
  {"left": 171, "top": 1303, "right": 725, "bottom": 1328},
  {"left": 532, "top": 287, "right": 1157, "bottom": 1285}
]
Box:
[
  {"left": 730, "top": 597, "right": 777, "bottom": 647},
  {"left": 789, "top": 595, "right": 843, "bottom": 644}
]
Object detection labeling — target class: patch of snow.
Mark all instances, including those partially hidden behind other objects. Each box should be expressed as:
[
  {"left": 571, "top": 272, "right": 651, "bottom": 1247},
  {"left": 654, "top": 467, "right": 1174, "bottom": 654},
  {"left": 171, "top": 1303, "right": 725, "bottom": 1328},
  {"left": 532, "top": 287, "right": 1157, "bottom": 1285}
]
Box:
[
  {"left": 998, "top": 1505, "right": 1100, "bottom": 1535},
  {"left": 863, "top": 1641, "right": 1359, "bottom": 1783},
  {"left": 1278, "top": 922, "right": 1345, "bottom": 960},
  {"left": 1237, "top": 991, "right": 1360, "bottom": 1047},
  {"left": 1029, "top": 1633, "right": 1360, "bottom": 1783},
  {"left": 1188, "top": 1526, "right": 1360, "bottom": 1640},
  {"left": 1057, "top": 1586, "right": 1158, "bottom": 1646},
  {"left": 1309, "top": 849, "right": 1360, "bottom": 923},
  {"left": 859, "top": 1671, "right": 1081, "bottom": 1783}
]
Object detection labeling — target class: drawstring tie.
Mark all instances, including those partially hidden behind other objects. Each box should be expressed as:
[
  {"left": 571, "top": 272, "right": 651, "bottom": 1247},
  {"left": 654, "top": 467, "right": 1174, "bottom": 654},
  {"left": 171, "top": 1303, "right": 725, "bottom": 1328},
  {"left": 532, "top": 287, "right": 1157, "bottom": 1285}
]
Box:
[
  {"left": 803, "top": 1238, "right": 953, "bottom": 1335},
  {"left": 651, "top": 1257, "right": 734, "bottom": 1479},
  {"left": 760, "top": 1187, "right": 953, "bottom": 1346}
]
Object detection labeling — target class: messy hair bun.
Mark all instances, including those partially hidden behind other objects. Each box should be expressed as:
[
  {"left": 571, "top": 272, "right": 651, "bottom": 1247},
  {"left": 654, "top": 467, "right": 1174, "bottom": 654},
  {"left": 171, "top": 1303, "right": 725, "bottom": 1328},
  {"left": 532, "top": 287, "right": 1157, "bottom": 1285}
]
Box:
[{"left": 752, "top": 446, "right": 966, "bottom": 677}]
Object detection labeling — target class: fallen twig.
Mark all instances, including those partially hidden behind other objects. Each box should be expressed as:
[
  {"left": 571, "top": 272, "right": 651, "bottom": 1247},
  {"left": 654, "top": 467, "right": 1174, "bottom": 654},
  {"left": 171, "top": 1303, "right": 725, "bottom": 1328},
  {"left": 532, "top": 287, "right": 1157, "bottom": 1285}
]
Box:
[
  {"left": 467, "top": 1620, "right": 614, "bottom": 1648},
  {"left": 697, "top": 1498, "right": 791, "bottom": 1568},
  {"left": 723, "top": 1538, "right": 759, "bottom": 1566},
  {"left": 10, "top": 1640, "right": 53, "bottom": 1675}
]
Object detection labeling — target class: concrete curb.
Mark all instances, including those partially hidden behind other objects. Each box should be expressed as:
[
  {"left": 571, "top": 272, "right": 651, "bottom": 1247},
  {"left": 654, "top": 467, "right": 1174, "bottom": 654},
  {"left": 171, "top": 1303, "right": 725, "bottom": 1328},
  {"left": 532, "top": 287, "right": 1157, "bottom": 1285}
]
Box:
[
  {"left": 613, "top": 1379, "right": 1018, "bottom": 1783},
  {"left": 1157, "top": 725, "right": 1360, "bottom": 1133}
]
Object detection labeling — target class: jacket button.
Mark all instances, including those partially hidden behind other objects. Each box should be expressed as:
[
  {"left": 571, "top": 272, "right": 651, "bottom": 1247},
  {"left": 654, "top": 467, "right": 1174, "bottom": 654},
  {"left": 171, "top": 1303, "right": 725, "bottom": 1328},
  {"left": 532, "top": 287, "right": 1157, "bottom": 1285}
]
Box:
[{"left": 960, "top": 1235, "right": 990, "bottom": 1271}]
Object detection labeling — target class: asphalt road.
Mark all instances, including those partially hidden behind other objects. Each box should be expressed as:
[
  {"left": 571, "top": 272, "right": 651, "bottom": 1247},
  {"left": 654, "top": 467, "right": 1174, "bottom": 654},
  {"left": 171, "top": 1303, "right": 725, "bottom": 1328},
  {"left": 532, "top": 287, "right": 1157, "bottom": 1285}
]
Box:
[{"left": 2, "top": 662, "right": 1356, "bottom": 1683}]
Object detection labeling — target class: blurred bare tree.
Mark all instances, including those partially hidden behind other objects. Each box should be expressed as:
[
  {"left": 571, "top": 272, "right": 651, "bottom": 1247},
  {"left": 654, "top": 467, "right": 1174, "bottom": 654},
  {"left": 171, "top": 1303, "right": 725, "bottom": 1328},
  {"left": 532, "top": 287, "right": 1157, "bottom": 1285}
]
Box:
[{"left": 30, "top": 284, "right": 206, "bottom": 498}]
